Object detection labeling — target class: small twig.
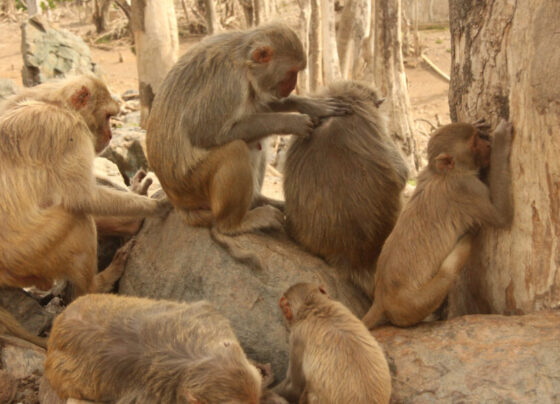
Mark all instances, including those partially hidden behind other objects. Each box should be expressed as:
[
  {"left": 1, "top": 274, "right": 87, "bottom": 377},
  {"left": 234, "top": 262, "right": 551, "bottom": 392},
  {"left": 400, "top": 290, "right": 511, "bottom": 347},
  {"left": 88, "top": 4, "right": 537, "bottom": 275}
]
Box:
[
  {"left": 414, "top": 118, "right": 437, "bottom": 131},
  {"left": 421, "top": 53, "right": 450, "bottom": 82}
]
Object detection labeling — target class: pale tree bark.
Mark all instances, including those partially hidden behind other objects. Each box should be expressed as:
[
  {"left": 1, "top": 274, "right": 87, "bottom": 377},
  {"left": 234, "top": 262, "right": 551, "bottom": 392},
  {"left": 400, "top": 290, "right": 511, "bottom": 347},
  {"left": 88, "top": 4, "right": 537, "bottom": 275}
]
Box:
[
  {"left": 373, "top": 0, "right": 418, "bottom": 174},
  {"left": 2, "top": 0, "right": 15, "bottom": 14},
  {"left": 447, "top": 0, "right": 560, "bottom": 316},
  {"left": 361, "top": 0, "right": 375, "bottom": 80},
  {"left": 337, "top": 0, "right": 356, "bottom": 78},
  {"left": 254, "top": 0, "right": 269, "bottom": 25},
  {"left": 27, "top": 0, "right": 40, "bottom": 16},
  {"left": 131, "top": 0, "right": 179, "bottom": 128},
  {"left": 320, "top": 0, "right": 341, "bottom": 83},
  {"left": 203, "top": 0, "right": 219, "bottom": 34},
  {"left": 350, "top": 0, "right": 370, "bottom": 79},
  {"left": 308, "top": 0, "right": 322, "bottom": 91},
  {"left": 296, "top": 0, "right": 310, "bottom": 92}
]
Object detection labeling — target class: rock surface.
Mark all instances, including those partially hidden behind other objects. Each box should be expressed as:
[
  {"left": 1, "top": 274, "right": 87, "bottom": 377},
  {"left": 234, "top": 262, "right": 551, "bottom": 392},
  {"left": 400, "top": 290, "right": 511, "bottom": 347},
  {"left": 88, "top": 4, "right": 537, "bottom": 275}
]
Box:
[
  {"left": 119, "top": 210, "right": 370, "bottom": 377},
  {"left": 21, "top": 15, "right": 96, "bottom": 86},
  {"left": 0, "top": 288, "right": 53, "bottom": 336},
  {"left": 100, "top": 126, "right": 148, "bottom": 183},
  {"left": 374, "top": 311, "right": 560, "bottom": 403},
  {"left": 0, "top": 78, "right": 18, "bottom": 100},
  {"left": 0, "top": 336, "right": 45, "bottom": 379}
]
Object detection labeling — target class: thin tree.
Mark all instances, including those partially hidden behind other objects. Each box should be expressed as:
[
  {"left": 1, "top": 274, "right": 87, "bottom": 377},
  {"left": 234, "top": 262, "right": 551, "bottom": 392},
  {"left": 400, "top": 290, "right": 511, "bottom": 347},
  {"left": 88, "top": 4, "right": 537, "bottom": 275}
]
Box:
[{"left": 320, "top": 0, "right": 341, "bottom": 83}]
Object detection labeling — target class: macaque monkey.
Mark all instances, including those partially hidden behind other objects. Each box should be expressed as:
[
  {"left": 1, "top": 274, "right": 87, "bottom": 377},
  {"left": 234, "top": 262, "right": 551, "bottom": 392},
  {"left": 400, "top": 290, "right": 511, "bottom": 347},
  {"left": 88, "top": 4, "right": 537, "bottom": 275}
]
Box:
[
  {"left": 44, "top": 294, "right": 263, "bottom": 404},
  {"left": 363, "top": 120, "right": 514, "bottom": 329},
  {"left": 0, "top": 75, "right": 168, "bottom": 347},
  {"left": 276, "top": 283, "right": 392, "bottom": 404},
  {"left": 283, "top": 82, "right": 409, "bottom": 296},
  {"left": 146, "top": 23, "right": 351, "bottom": 269}
]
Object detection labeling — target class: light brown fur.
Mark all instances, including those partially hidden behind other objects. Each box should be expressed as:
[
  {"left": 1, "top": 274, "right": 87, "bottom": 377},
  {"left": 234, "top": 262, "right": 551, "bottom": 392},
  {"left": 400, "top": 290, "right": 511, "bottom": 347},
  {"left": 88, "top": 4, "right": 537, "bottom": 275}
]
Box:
[
  {"left": 146, "top": 24, "right": 350, "bottom": 270},
  {"left": 45, "top": 294, "right": 263, "bottom": 404},
  {"left": 283, "top": 82, "right": 409, "bottom": 296},
  {"left": 363, "top": 120, "right": 514, "bottom": 328},
  {"left": 275, "top": 283, "right": 392, "bottom": 404},
  {"left": 0, "top": 75, "right": 167, "bottom": 347}
]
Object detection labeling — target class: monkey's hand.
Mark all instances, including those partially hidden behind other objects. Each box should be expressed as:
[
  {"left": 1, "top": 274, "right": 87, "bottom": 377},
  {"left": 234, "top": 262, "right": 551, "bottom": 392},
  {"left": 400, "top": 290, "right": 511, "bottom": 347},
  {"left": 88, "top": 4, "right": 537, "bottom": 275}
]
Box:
[
  {"left": 294, "top": 96, "right": 353, "bottom": 119},
  {"left": 155, "top": 197, "right": 174, "bottom": 217},
  {"left": 129, "top": 169, "right": 153, "bottom": 196},
  {"left": 288, "top": 114, "right": 315, "bottom": 138},
  {"left": 492, "top": 119, "right": 513, "bottom": 156}
]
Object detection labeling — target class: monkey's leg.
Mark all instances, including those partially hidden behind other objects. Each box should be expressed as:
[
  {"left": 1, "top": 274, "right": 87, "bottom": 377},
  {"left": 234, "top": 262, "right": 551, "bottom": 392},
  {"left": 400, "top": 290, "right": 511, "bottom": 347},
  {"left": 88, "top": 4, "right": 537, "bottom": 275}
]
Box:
[
  {"left": 386, "top": 235, "right": 473, "bottom": 327},
  {"left": 0, "top": 306, "right": 47, "bottom": 348},
  {"left": 206, "top": 141, "right": 283, "bottom": 268},
  {"left": 92, "top": 239, "right": 135, "bottom": 293}
]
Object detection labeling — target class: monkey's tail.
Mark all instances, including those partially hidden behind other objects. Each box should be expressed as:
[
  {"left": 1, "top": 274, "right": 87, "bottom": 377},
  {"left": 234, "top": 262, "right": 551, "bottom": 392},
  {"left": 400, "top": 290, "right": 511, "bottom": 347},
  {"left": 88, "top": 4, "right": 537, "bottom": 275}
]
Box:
[
  {"left": 210, "top": 227, "right": 265, "bottom": 271},
  {"left": 362, "top": 301, "right": 387, "bottom": 330},
  {"left": 0, "top": 307, "right": 47, "bottom": 349}
]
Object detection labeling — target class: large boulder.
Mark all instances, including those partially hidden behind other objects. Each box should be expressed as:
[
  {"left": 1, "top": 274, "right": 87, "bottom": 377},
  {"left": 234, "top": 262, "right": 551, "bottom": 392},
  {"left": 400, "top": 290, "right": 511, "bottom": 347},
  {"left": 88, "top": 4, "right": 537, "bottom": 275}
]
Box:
[
  {"left": 119, "top": 210, "right": 370, "bottom": 377},
  {"left": 100, "top": 126, "right": 148, "bottom": 184},
  {"left": 374, "top": 311, "right": 560, "bottom": 403},
  {"left": 0, "top": 78, "right": 18, "bottom": 101},
  {"left": 21, "top": 15, "right": 96, "bottom": 86}
]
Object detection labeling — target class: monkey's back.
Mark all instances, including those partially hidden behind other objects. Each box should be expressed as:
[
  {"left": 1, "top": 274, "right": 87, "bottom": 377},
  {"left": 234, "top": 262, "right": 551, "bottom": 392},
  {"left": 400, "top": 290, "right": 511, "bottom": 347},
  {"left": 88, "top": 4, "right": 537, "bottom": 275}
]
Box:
[
  {"left": 45, "top": 294, "right": 238, "bottom": 401},
  {"left": 299, "top": 300, "right": 392, "bottom": 403},
  {"left": 284, "top": 105, "right": 407, "bottom": 271}
]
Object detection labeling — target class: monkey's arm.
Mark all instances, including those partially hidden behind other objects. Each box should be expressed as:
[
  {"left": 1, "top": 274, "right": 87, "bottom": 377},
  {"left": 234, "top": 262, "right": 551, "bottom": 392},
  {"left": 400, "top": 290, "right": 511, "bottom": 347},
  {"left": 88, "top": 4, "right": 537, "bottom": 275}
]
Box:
[
  {"left": 269, "top": 95, "right": 352, "bottom": 119},
  {"left": 212, "top": 113, "right": 314, "bottom": 146},
  {"left": 274, "top": 334, "right": 306, "bottom": 403},
  {"left": 65, "top": 185, "right": 168, "bottom": 218},
  {"left": 486, "top": 120, "right": 513, "bottom": 228}
]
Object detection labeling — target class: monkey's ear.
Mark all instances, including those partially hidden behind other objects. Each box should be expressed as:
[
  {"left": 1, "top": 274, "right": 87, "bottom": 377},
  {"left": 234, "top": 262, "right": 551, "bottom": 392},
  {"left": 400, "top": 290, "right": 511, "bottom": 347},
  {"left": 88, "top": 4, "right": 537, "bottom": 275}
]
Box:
[
  {"left": 435, "top": 153, "right": 455, "bottom": 173},
  {"left": 374, "top": 97, "right": 386, "bottom": 108},
  {"left": 70, "top": 85, "right": 91, "bottom": 110},
  {"left": 252, "top": 46, "right": 274, "bottom": 64},
  {"left": 279, "top": 296, "right": 293, "bottom": 321}
]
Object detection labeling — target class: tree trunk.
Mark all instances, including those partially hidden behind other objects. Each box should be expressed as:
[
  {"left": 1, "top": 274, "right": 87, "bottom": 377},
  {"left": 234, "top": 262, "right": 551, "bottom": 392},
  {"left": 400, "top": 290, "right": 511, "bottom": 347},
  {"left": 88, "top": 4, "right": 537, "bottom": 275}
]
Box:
[
  {"left": 373, "top": 0, "right": 418, "bottom": 174},
  {"left": 2, "top": 0, "right": 15, "bottom": 14},
  {"left": 337, "top": 0, "right": 357, "bottom": 79},
  {"left": 308, "top": 0, "right": 322, "bottom": 91},
  {"left": 361, "top": 0, "right": 375, "bottom": 80},
  {"left": 447, "top": 0, "right": 560, "bottom": 316},
  {"left": 27, "top": 0, "right": 40, "bottom": 16},
  {"left": 320, "top": 0, "right": 341, "bottom": 83},
  {"left": 131, "top": 0, "right": 179, "bottom": 128},
  {"left": 203, "top": 0, "right": 219, "bottom": 34},
  {"left": 296, "top": 0, "right": 311, "bottom": 92},
  {"left": 93, "top": 0, "right": 111, "bottom": 33}
]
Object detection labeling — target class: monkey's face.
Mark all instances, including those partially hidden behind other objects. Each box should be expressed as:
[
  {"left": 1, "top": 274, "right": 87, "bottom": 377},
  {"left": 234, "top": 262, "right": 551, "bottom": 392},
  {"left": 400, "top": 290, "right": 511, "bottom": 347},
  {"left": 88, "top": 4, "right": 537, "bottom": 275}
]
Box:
[
  {"left": 471, "top": 132, "right": 491, "bottom": 168},
  {"left": 93, "top": 95, "right": 119, "bottom": 154},
  {"left": 277, "top": 68, "right": 299, "bottom": 98}
]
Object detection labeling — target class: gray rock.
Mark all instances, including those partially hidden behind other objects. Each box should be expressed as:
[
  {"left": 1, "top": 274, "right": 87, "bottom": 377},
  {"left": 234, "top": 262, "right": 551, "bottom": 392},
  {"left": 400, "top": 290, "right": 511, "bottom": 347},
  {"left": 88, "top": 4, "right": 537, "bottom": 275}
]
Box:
[
  {"left": 373, "top": 311, "right": 560, "bottom": 403},
  {"left": 100, "top": 126, "right": 148, "bottom": 183},
  {"left": 0, "top": 288, "right": 53, "bottom": 336},
  {"left": 121, "top": 89, "right": 139, "bottom": 100},
  {"left": 0, "top": 78, "right": 18, "bottom": 101},
  {"left": 119, "top": 210, "right": 370, "bottom": 378},
  {"left": 0, "top": 336, "right": 45, "bottom": 379},
  {"left": 21, "top": 15, "right": 96, "bottom": 86}
]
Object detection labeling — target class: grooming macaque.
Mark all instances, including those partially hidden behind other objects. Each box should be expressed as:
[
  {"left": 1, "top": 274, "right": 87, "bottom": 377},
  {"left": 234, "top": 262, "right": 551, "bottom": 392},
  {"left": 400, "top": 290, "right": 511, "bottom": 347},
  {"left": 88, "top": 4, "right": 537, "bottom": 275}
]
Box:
[
  {"left": 363, "top": 120, "right": 514, "bottom": 329},
  {"left": 0, "top": 75, "right": 167, "bottom": 347},
  {"left": 146, "top": 23, "right": 350, "bottom": 269},
  {"left": 283, "top": 81, "right": 409, "bottom": 296},
  {"left": 45, "top": 294, "right": 263, "bottom": 403},
  {"left": 276, "top": 283, "right": 392, "bottom": 404}
]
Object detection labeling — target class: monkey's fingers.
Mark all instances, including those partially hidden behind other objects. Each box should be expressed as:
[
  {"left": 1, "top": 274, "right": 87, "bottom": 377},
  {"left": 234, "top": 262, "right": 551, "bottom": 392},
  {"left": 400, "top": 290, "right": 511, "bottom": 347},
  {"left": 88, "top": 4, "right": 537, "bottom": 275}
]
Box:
[
  {"left": 473, "top": 117, "right": 491, "bottom": 132},
  {"left": 323, "top": 98, "right": 354, "bottom": 116},
  {"left": 130, "top": 170, "right": 151, "bottom": 195},
  {"left": 112, "top": 239, "right": 136, "bottom": 265}
]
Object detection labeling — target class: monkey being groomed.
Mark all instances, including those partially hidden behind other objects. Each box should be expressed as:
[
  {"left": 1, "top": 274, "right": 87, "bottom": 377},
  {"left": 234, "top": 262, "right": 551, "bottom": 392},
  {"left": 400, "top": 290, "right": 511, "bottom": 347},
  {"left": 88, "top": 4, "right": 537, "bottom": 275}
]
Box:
[
  {"left": 283, "top": 81, "right": 409, "bottom": 297},
  {"left": 146, "top": 23, "right": 352, "bottom": 270},
  {"left": 363, "top": 120, "right": 514, "bottom": 329},
  {"left": 0, "top": 74, "right": 169, "bottom": 347},
  {"left": 41, "top": 294, "right": 265, "bottom": 403},
  {"left": 275, "top": 283, "right": 392, "bottom": 404}
]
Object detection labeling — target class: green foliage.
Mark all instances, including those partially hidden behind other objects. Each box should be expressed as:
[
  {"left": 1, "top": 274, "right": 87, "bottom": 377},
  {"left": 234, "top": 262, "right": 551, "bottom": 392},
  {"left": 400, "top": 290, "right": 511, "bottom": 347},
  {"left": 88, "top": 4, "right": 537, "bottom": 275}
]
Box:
[{"left": 16, "top": 0, "right": 72, "bottom": 11}]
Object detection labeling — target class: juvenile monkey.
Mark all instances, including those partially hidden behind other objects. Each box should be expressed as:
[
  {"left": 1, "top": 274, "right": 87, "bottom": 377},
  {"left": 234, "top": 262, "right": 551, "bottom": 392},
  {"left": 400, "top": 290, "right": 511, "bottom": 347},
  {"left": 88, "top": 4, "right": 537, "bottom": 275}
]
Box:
[
  {"left": 276, "top": 283, "right": 392, "bottom": 404},
  {"left": 44, "top": 294, "right": 263, "bottom": 404},
  {"left": 0, "top": 75, "right": 168, "bottom": 347},
  {"left": 146, "top": 23, "right": 350, "bottom": 269},
  {"left": 283, "top": 81, "right": 409, "bottom": 296},
  {"left": 363, "top": 120, "right": 514, "bottom": 329}
]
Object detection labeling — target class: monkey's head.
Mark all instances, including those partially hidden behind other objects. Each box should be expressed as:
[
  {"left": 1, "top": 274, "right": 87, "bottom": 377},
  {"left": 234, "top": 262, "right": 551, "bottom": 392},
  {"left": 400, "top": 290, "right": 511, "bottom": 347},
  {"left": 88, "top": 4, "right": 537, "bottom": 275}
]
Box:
[
  {"left": 428, "top": 123, "right": 491, "bottom": 174},
  {"left": 62, "top": 74, "right": 120, "bottom": 153},
  {"left": 245, "top": 24, "right": 306, "bottom": 100},
  {"left": 323, "top": 81, "right": 386, "bottom": 111},
  {"left": 180, "top": 340, "right": 262, "bottom": 404},
  {"left": 279, "top": 283, "right": 328, "bottom": 326}
]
